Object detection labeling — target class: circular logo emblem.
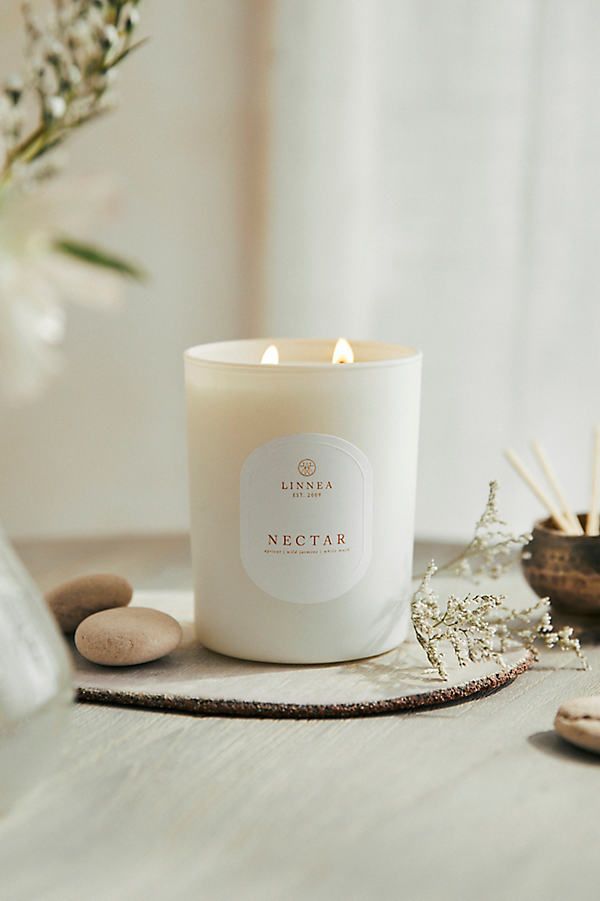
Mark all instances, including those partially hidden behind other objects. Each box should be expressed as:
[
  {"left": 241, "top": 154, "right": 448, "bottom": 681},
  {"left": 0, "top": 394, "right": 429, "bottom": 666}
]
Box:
[{"left": 298, "top": 458, "right": 316, "bottom": 477}]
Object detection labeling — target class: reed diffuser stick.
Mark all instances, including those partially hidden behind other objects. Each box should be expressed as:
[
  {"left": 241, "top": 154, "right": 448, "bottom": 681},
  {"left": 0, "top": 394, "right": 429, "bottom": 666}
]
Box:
[
  {"left": 531, "top": 441, "right": 583, "bottom": 535},
  {"left": 505, "top": 449, "right": 575, "bottom": 534},
  {"left": 586, "top": 426, "right": 600, "bottom": 536}
]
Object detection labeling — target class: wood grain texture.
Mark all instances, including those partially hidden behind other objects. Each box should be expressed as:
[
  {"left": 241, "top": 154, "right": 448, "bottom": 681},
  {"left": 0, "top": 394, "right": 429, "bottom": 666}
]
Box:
[{"left": 1, "top": 535, "right": 599, "bottom": 901}]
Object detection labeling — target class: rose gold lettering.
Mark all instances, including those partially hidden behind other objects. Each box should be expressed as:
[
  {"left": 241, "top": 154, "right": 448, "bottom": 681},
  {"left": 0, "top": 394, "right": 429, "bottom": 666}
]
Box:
[{"left": 280, "top": 480, "right": 333, "bottom": 491}]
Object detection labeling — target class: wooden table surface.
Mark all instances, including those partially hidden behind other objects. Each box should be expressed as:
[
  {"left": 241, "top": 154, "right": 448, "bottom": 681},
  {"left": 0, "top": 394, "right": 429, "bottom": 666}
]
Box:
[{"left": 1, "top": 535, "right": 599, "bottom": 901}]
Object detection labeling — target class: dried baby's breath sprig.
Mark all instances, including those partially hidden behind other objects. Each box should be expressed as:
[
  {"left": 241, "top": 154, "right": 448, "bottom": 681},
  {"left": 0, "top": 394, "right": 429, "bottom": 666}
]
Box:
[
  {"left": 488, "top": 601, "right": 589, "bottom": 671},
  {"left": 411, "top": 560, "right": 589, "bottom": 681},
  {"left": 436, "top": 480, "right": 532, "bottom": 581},
  {"left": 411, "top": 561, "right": 505, "bottom": 679}
]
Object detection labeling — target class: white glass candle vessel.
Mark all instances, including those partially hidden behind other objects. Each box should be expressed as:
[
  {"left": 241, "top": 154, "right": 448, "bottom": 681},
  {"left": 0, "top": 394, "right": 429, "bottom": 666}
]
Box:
[{"left": 185, "top": 339, "right": 421, "bottom": 664}]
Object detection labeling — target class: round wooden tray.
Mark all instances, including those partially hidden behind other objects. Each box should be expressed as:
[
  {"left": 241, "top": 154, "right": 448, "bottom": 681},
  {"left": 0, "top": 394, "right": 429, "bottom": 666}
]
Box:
[{"left": 72, "top": 591, "right": 533, "bottom": 719}]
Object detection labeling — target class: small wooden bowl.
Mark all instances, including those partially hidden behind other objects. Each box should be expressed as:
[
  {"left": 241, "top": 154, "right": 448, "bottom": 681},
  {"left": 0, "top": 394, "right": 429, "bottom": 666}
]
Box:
[{"left": 521, "top": 515, "right": 600, "bottom": 616}]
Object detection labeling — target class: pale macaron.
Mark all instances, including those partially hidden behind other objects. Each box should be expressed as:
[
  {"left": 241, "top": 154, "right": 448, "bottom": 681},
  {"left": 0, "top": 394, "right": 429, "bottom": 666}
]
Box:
[{"left": 554, "top": 696, "right": 600, "bottom": 755}]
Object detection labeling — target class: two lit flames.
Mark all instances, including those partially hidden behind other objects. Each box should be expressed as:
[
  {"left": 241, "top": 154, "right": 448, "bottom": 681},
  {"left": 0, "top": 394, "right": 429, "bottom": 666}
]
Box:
[{"left": 260, "top": 338, "right": 354, "bottom": 366}]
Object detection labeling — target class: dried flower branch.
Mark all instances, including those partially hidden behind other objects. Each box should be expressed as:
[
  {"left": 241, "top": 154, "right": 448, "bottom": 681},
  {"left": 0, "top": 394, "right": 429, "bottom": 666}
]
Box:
[
  {"left": 411, "top": 560, "right": 589, "bottom": 681},
  {"left": 1, "top": 0, "right": 144, "bottom": 190},
  {"left": 435, "top": 480, "right": 532, "bottom": 581},
  {"left": 0, "top": 1, "right": 145, "bottom": 401}
]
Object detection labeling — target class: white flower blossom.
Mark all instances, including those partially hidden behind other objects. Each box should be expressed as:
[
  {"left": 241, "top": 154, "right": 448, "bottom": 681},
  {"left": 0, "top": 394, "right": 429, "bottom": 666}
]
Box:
[
  {"left": 0, "top": 176, "right": 124, "bottom": 401},
  {"left": 45, "top": 95, "right": 67, "bottom": 119}
]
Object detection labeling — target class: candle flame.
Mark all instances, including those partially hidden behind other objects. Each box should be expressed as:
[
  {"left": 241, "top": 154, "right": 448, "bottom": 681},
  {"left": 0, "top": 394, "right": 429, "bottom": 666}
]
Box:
[
  {"left": 332, "top": 337, "right": 354, "bottom": 364},
  {"left": 261, "top": 344, "right": 279, "bottom": 365}
]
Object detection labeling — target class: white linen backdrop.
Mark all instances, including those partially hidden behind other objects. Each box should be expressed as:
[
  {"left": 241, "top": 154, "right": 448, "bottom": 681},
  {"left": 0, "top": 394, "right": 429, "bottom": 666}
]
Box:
[{"left": 1, "top": 0, "right": 599, "bottom": 541}]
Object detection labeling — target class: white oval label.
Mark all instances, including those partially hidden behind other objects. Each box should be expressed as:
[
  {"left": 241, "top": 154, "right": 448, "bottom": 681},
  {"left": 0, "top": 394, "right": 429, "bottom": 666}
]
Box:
[{"left": 240, "top": 433, "right": 372, "bottom": 604}]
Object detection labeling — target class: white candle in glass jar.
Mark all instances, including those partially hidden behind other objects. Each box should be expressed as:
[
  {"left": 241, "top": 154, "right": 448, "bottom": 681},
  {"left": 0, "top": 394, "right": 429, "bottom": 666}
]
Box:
[{"left": 184, "top": 338, "right": 421, "bottom": 664}]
